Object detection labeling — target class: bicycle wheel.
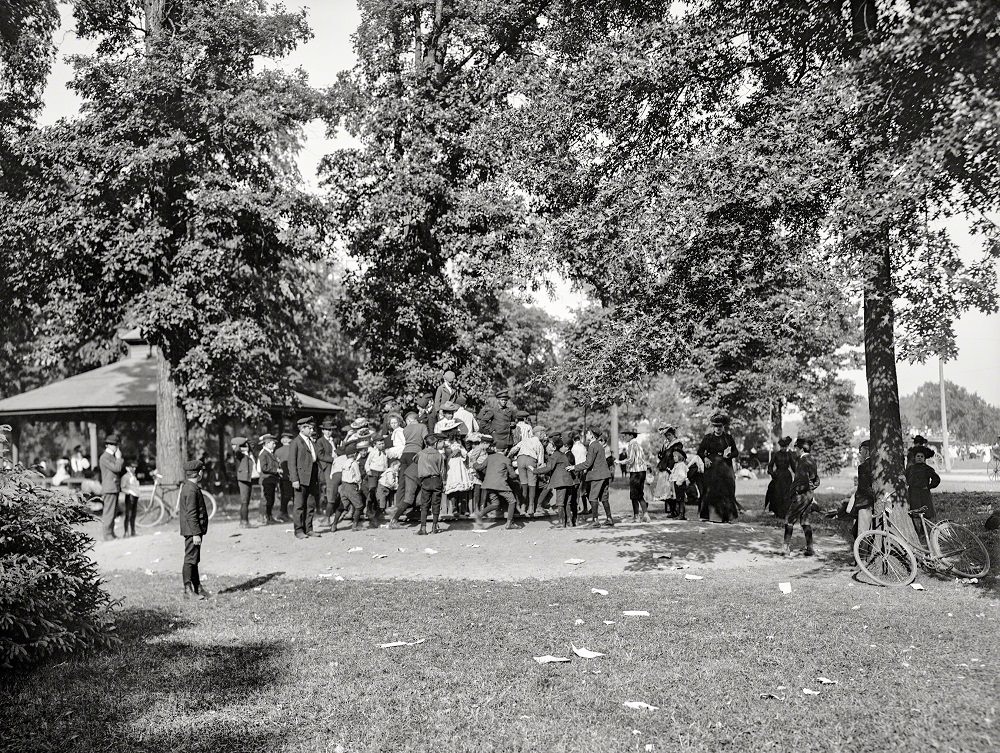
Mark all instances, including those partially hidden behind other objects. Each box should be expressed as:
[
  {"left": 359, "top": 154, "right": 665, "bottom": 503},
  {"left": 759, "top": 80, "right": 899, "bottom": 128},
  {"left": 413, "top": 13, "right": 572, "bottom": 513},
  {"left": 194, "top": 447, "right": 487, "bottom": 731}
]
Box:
[
  {"left": 929, "top": 521, "right": 991, "bottom": 578},
  {"left": 135, "top": 494, "right": 165, "bottom": 527},
  {"left": 854, "top": 530, "right": 917, "bottom": 587},
  {"left": 204, "top": 491, "right": 218, "bottom": 520}
]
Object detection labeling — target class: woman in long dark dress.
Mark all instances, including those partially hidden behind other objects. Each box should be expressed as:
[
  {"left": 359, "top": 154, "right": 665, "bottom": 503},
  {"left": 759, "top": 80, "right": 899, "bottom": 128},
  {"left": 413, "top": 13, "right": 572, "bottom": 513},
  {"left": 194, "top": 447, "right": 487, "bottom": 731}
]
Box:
[
  {"left": 764, "top": 436, "right": 796, "bottom": 518},
  {"left": 697, "top": 413, "right": 740, "bottom": 523}
]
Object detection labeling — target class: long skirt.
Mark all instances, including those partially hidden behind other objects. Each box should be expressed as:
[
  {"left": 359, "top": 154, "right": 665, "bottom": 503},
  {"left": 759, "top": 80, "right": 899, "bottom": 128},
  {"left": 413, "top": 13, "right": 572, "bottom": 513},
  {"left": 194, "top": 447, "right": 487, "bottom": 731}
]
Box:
[
  {"left": 765, "top": 470, "right": 793, "bottom": 518},
  {"left": 701, "top": 459, "right": 738, "bottom": 522}
]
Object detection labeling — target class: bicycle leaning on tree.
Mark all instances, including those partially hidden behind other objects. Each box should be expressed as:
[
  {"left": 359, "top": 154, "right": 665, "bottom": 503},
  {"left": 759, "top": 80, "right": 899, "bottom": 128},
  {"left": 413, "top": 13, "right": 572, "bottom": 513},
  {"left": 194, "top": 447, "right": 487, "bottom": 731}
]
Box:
[{"left": 853, "top": 498, "right": 990, "bottom": 587}]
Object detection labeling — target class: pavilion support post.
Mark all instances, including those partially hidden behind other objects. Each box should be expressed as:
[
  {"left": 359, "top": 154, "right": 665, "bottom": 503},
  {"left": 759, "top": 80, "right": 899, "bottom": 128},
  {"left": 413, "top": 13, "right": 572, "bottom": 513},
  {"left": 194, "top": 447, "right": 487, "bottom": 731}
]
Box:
[
  {"left": 87, "top": 422, "right": 98, "bottom": 467},
  {"left": 9, "top": 421, "right": 20, "bottom": 465}
]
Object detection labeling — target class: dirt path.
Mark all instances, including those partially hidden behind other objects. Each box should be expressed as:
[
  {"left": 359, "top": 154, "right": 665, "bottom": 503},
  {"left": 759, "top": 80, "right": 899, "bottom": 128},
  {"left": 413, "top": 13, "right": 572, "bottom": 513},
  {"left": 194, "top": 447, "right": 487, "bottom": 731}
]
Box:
[{"left": 87, "top": 512, "right": 851, "bottom": 585}]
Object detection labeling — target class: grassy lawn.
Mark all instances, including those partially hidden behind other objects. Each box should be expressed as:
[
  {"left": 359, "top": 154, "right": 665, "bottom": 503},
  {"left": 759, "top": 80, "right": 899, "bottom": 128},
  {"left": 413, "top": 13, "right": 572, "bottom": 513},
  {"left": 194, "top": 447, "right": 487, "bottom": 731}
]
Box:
[{"left": 3, "top": 569, "right": 999, "bottom": 753}]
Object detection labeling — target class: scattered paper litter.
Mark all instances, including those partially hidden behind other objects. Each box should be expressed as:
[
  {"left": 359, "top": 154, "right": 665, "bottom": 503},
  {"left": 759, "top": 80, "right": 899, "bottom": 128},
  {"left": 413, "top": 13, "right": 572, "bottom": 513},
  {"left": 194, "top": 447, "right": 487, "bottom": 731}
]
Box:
[
  {"left": 760, "top": 693, "right": 785, "bottom": 700},
  {"left": 423, "top": 548, "right": 438, "bottom": 555},
  {"left": 564, "top": 558, "right": 586, "bottom": 565},
  {"left": 317, "top": 573, "right": 333, "bottom": 578},
  {"left": 153, "top": 531, "right": 162, "bottom": 536},
  {"left": 334, "top": 575, "right": 345, "bottom": 582},
  {"left": 348, "top": 547, "right": 363, "bottom": 553},
  {"left": 802, "top": 688, "right": 820, "bottom": 696},
  {"left": 776, "top": 685, "right": 786, "bottom": 690},
  {"left": 622, "top": 610, "right": 650, "bottom": 617},
  {"left": 684, "top": 574, "right": 704, "bottom": 581},
  {"left": 124, "top": 551, "right": 132, "bottom": 556},
  {"left": 574, "top": 619, "right": 585, "bottom": 625},
  {"left": 465, "top": 543, "right": 480, "bottom": 548},
  {"left": 253, "top": 587, "right": 262, "bottom": 592},
  {"left": 143, "top": 569, "right": 154, "bottom": 575},
  {"left": 817, "top": 677, "right": 838, "bottom": 685},
  {"left": 910, "top": 583, "right": 925, "bottom": 591},
  {"left": 851, "top": 605, "right": 861, "bottom": 610},
  {"left": 372, "top": 554, "right": 388, "bottom": 559},
  {"left": 397, "top": 547, "right": 406, "bottom": 552},
  {"left": 778, "top": 582, "right": 792, "bottom": 594},
  {"left": 623, "top": 701, "right": 659, "bottom": 711},
  {"left": 572, "top": 645, "right": 605, "bottom": 659},
  {"left": 533, "top": 655, "right": 570, "bottom": 664},
  {"left": 591, "top": 588, "right": 609, "bottom": 596},
  {"left": 152, "top": 558, "right": 161, "bottom": 563},
  {"left": 380, "top": 638, "right": 426, "bottom": 648}
]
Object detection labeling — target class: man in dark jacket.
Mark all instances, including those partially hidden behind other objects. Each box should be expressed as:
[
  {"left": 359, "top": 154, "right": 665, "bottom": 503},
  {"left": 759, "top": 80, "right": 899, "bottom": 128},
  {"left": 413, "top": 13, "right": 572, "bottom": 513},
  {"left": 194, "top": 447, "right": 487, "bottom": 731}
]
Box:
[
  {"left": 179, "top": 459, "right": 209, "bottom": 599},
  {"left": 289, "top": 416, "right": 321, "bottom": 539},
  {"left": 577, "top": 428, "right": 614, "bottom": 527},
  {"left": 99, "top": 434, "right": 124, "bottom": 540},
  {"left": 476, "top": 389, "right": 517, "bottom": 451}
]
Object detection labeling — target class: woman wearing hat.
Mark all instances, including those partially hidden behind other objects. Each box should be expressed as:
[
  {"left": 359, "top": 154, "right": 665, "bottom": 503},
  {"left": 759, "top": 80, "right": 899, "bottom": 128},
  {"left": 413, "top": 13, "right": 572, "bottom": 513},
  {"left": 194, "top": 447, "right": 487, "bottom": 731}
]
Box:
[
  {"left": 905, "top": 444, "right": 941, "bottom": 519},
  {"left": 697, "top": 413, "right": 740, "bottom": 523},
  {"left": 764, "top": 436, "right": 796, "bottom": 518}
]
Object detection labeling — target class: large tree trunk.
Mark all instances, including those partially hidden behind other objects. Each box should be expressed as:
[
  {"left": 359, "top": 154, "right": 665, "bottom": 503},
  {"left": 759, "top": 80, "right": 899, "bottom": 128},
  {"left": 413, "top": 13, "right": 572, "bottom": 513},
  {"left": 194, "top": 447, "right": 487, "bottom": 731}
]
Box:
[
  {"left": 156, "top": 351, "right": 188, "bottom": 485},
  {"left": 863, "top": 237, "right": 916, "bottom": 539}
]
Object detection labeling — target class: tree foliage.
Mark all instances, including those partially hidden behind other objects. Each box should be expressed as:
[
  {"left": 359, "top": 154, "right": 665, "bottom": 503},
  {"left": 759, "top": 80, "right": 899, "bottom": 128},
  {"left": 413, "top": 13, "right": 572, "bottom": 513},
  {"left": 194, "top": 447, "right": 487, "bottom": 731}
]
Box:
[
  {"left": 901, "top": 380, "right": 1000, "bottom": 444},
  {"left": 1, "top": 0, "right": 326, "bottom": 425}
]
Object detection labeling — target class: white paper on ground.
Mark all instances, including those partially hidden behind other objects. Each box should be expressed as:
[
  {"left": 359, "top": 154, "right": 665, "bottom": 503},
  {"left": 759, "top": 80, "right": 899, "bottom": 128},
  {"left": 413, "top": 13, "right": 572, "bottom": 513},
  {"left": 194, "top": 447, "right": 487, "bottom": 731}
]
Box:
[
  {"left": 372, "top": 554, "right": 388, "bottom": 559},
  {"left": 760, "top": 693, "right": 785, "bottom": 700},
  {"left": 380, "top": 638, "right": 426, "bottom": 648},
  {"left": 851, "top": 605, "right": 861, "bottom": 610},
  {"left": 802, "top": 688, "right": 820, "bottom": 696},
  {"left": 603, "top": 620, "right": 616, "bottom": 625},
  {"left": 816, "top": 677, "right": 838, "bottom": 685},
  {"left": 423, "top": 548, "right": 438, "bottom": 555},
  {"left": 684, "top": 574, "right": 704, "bottom": 581},
  {"left": 778, "top": 582, "right": 792, "bottom": 594},
  {"left": 574, "top": 619, "right": 585, "bottom": 625},
  {"left": 348, "top": 547, "right": 363, "bottom": 552},
  {"left": 465, "top": 544, "right": 480, "bottom": 548},
  {"left": 591, "top": 588, "right": 609, "bottom": 595},
  {"left": 572, "top": 645, "right": 605, "bottom": 659},
  {"left": 622, "top": 611, "right": 650, "bottom": 617},
  {"left": 564, "top": 558, "right": 586, "bottom": 565},
  {"left": 334, "top": 575, "right": 345, "bottom": 581},
  {"left": 623, "top": 701, "right": 659, "bottom": 711},
  {"left": 533, "top": 655, "right": 570, "bottom": 664},
  {"left": 910, "top": 583, "right": 925, "bottom": 590},
  {"left": 317, "top": 573, "right": 333, "bottom": 578}
]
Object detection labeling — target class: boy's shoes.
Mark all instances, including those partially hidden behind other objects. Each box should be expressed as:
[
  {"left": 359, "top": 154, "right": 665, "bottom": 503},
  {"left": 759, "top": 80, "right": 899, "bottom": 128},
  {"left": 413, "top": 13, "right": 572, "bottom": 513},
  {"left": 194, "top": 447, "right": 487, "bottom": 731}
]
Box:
[
  {"left": 642, "top": 514, "right": 652, "bottom": 523},
  {"left": 803, "top": 547, "right": 815, "bottom": 557},
  {"left": 295, "top": 531, "right": 307, "bottom": 540},
  {"left": 431, "top": 525, "right": 441, "bottom": 534},
  {"left": 388, "top": 520, "right": 405, "bottom": 529},
  {"left": 604, "top": 520, "right": 615, "bottom": 527},
  {"left": 239, "top": 521, "right": 251, "bottom": 529},
  {"left": 781, "top": 543, "right": 792, "bottom": 556},
  {"left": 416, "top": 527, "right": 428, "bottom": 535},
  {"left": 306, "top": 531, "right": 321, "bottom": 538},
  {"left": 632, "top": 515, "right": 639, "bottom": 523},
  {"left": 472, "top": 512, "right": 485, "bottom": 530},
  {"left": 352, "top": 523, "right": 361, "bottom": 531},
  {"left": 504, "top": 523, "right": 516, "bottom": 530}
]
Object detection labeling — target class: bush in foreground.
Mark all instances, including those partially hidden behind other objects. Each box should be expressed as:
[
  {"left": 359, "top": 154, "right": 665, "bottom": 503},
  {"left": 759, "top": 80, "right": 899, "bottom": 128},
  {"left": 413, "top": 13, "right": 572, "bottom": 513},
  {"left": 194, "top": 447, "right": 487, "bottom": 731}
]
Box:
[{"left": 0, "top": 466, "right": 119, "bottom": 670}]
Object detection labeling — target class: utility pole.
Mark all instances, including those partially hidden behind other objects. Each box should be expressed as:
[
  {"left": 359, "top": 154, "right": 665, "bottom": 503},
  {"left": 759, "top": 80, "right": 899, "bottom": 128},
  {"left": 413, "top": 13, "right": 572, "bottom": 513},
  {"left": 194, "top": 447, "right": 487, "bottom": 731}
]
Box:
[{"left": 939, "top": 358, "right": 952, "bottom": 472}]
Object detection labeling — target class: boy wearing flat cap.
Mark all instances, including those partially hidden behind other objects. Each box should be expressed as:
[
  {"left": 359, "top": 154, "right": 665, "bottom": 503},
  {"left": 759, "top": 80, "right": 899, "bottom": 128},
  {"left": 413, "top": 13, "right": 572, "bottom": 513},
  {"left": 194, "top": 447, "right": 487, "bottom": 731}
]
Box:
[
  {"left": 233, "top": 436, "right": 255, "bottom": 528},
  {"left": 258, "top": 434, "right": 281, "bottom": 524},
  {"left": 476, "top": 389, "right": 516, "bottom": 451},
  {"left": 274, "top": 432, "right": 294, "bottom": 523},
  {"left": 179, "top": 460, "right": 209, "bottom": 599}
]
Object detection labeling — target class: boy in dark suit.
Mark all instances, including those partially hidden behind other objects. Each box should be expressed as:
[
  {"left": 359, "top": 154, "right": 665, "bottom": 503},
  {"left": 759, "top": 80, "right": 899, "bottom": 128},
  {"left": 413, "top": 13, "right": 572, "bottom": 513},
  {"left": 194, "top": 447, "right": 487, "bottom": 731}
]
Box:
[
  {"left": 233, "top": 436, "right": 254, "bottom": 528},
  {"left": 536, "top": 434, "right": 577, "bottom": 527},
  {"left": 179, "top": 459, "right": 209, "bottom": 599},
  {"left": 576, "top": 428, "right": 614, "bottom": 527},
  {"left": 473, "top": 437, "right": 519, "bottom": 530},
  {"left": 416, "top": 433, "right": 446, "bottom": 535},
  {"left": 316, "top": 418, "right": 337, "bottom": 525},
  {"left": 274, "top": 432, "right": 294, "bottom": 523},
  {"left": 288, "top": 416, "right": 321, "bottom": 539},
  {"left": 784, "top": 437, "right": 820, "bottom": 556},
  {"left": 257, "top": 434, "right": 281, "bottom": 524}
]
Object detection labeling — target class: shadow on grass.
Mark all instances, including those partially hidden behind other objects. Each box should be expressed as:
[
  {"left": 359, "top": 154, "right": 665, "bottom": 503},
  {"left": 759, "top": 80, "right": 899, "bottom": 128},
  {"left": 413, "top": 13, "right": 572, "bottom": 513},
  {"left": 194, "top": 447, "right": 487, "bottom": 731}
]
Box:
[
  {"left": 216, "top": 571, "right": 286, "bottom": 594},
  {"left": 2, "top": 605, "right": 289, "bottom": 753}
]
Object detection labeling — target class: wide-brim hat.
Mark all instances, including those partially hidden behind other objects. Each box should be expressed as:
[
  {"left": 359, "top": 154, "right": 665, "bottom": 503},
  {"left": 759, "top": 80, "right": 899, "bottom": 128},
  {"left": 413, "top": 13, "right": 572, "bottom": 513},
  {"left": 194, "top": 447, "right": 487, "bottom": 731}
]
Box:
[
  {"left": 340, "top": 424, "right": 353, "bottom": 433},
  {"left": 912, "top": 446, "right": 935, "bottom": 459},
  {"left": 296, "top": 416, "right": 316, "bottom": 427},
  {"left": 340, "top": 441, "right": 358, "bottom": 456},
  {"left": 858, "top": 439, "right": 871, "bottom": 450},
  {"left": 353, "top": 428, "right": 375, "bottom": 440},
  {"left": 912, "top": 435, "right": 927, "bottom": 444},
  {"left": 515, "top": 410, "right": 530, "bottom": 419},
  {"left": 437, "top": 418, "right": 461, "bottom": 432},
  {"left": 657, "top": 424, "right": 675, "bottom": 434},
  {"left": 259, "top": 433, "right": 277, "bottom": 443},
  {"left": 355, "top": 440, "right": 371, "bottom": 451},
  {"left": 380, "top": 396, "right": 396, "bottom": 406},
  {"left": 280, "top": 431, "right": 294, "bottom": 439},
  {"left": 104, "top": 434, "right": 120, "bottom": 445},
  {"left": 532, "top": 425, "right": 546, "bottom": 435},
  {"left": 440, "top": 401, "right": 459, "bottom": 413},
  {"left": 184, "top": 459, "right": 204, "bottom": 473},
  {"left": 320, "top": 417, "right": 336, "bottom": 430},
  {"left": 620, "top": 427, "right": 638, "bottom": 437},
  {"left": 231, "top": 436, "right": 248, "bottom": 447},
  {"left": 778, "top": 436, "right": 792, "bottom": 447},
  {"left": 350, "top": 417, "right": 369, "bottom": 429},
  {"left": 709, "top": 412, "right": 730, "bottom": 426},
  {"left": 668, "top": 440, "right": 684, "bottom": 453},
  {"left": 795, "top": 436, "right": 812, "bottom": 450}
]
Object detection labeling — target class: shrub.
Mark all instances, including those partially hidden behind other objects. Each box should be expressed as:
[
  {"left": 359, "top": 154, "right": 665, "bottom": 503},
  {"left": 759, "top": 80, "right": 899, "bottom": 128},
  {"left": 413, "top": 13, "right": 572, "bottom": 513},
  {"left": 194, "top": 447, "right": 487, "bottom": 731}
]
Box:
[{"left": 0, "top": 465, "right": 119, "bottom": 670}]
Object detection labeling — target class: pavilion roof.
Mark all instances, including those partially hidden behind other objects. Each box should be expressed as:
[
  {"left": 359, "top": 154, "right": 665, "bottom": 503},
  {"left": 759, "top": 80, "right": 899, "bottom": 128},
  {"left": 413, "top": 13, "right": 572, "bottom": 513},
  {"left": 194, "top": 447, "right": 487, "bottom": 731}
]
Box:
[{"left": 0, "top": 354, "right": 343, "bottom": 420}]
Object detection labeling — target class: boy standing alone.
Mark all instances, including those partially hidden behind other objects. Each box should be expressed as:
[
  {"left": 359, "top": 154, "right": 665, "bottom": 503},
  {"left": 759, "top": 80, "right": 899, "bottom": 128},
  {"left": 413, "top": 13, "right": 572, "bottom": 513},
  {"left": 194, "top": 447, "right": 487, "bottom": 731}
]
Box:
[
  {"left": 179, "top": 460, "right": 209, "bottom": 600},
  {"left": 416, "top": 433, "right": 447, "bottom": 535}
]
